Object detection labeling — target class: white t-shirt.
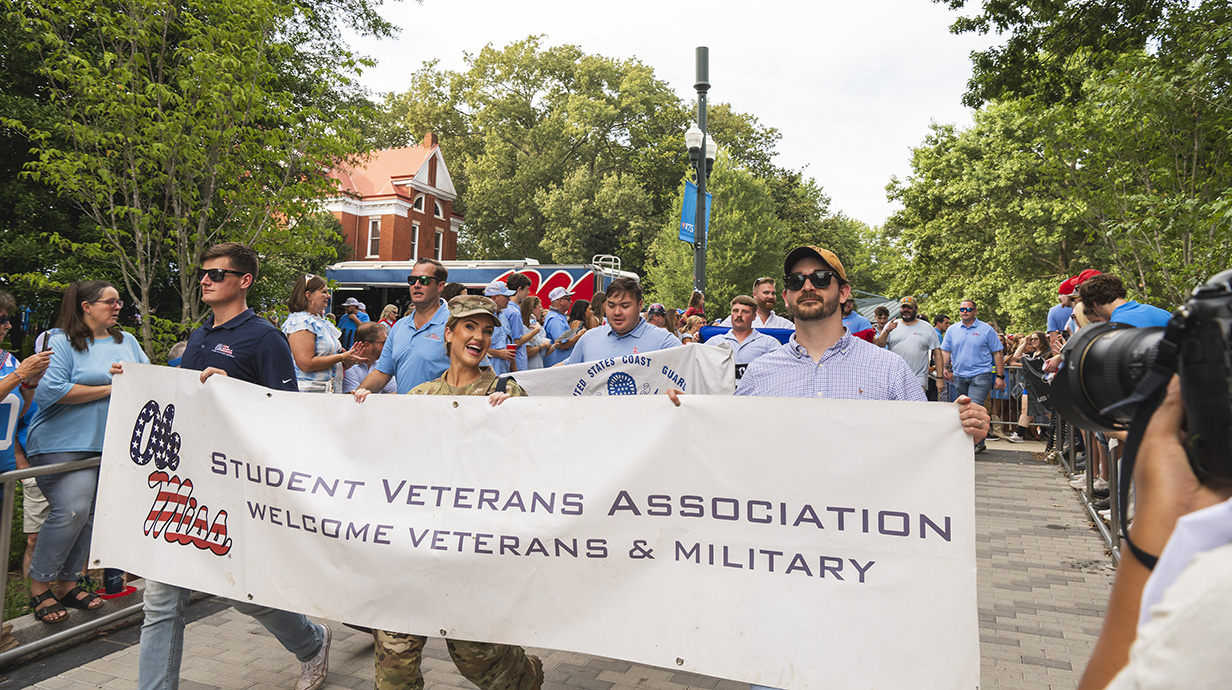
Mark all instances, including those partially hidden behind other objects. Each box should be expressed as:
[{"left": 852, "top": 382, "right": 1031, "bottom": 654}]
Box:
[{"left": 883, "top": 319, "right": 941, "bottom": 387}]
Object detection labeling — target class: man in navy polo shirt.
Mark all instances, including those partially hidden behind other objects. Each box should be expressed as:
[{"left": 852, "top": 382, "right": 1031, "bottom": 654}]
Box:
[
  {"left": 941, "top": 298, "right": 1004, "bottom": 453},
  {"left": 357, "top": 258, "right": 451, "bottom": 394},
  {"left": 133, "top": 242, "right": 331, "bottom": 690},
  {"left": 562, "top": 277, "right": 680, "bottom": 365},
  {"left": 1079, "top": 273, "right": 1172, "bottom": 328}
]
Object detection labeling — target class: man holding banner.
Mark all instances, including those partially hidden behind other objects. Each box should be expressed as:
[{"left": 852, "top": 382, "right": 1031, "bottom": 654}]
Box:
[
  {"left": 562, "top": 278, "right": 680, "bottom": 365},
  {"left": 132, "top": 243, "right": 332, "bottom": 690},
  {"left": 671, "top": 243, "right": 990, "bottom": 689}
]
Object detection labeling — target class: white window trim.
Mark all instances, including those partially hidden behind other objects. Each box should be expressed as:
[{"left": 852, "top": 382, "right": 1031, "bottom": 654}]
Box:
[
  {"left": 412, "top": 222, "right": 420, "bottom": 259},
  {"left": 367, "top": 218, "right": 380, "bottom": 258},
  {"left": 413, "top": 194, "right": 425, "bottom": 212},
  {"left": 433, "top": 230, "right": 443, "bottom": 260},
  {"left": 433, "top": 201, "right": 444, "bottom": 219}
]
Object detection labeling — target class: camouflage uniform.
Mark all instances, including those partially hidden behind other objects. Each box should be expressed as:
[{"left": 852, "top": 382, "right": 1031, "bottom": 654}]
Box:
[{"left": 377, "top": 301, "right": 538, "bottom": 690}]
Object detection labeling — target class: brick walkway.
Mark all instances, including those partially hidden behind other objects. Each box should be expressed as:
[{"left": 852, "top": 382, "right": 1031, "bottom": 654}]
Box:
[{"left": 10, "top": 445, "right": 1114, "bottom": 690}]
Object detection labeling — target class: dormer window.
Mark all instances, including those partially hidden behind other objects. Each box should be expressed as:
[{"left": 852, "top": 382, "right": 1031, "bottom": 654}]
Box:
[
  {"left": 434, "top": 201, "right": 444, "bottom": 219},
  {"left": 413, "top": 194, "right": 425, "bottom": 212}
]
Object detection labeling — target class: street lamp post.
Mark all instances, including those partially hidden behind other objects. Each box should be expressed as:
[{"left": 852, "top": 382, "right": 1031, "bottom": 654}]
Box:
[{"left": 686, "top": 47, "right": 716, "bottom": 294}]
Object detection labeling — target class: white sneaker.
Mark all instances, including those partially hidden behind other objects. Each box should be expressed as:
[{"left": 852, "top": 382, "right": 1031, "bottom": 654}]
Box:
[
  {"left": 1069, "top": 474, "right": 1087, "bottom": 489},
  {"left": 296, "top": 624, "right": 330, "bottom": 690},
  {"left": 1098, "top": 508, "right": 1112, "bottom": 522},
  {"left": 1092, "top": 478, "right": 1110, "bottom": 491},
  {"left": 1006, "top": 432, "right": 1024, "bottom": 444}
]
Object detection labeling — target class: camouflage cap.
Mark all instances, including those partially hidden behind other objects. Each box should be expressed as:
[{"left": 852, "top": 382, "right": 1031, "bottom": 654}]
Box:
[{"left": 447, "top": 295, "right": 500, "bottom": 327}]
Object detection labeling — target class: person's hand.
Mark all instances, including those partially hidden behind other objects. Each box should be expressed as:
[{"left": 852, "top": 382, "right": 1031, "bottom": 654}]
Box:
[
  {"left": 1048, "top": 333, "right": 1065, "bottom": 356},
  {"left": 955, "top": 395, "right": 990, "bottom": 443},
  {"left": 667, "top": 388, "right": 684, "bottom": 406},
  {"left": 488, "top": 392, "right": 511, "bottom": 406},
  {"left": 340, "top": 345, "right": 368, "bottom": 367},
  {"left": 530, "top": 324, "right": 542, "bottom": 336},
  {"left": 993, "top": 376, "right": 1006, "bottom": 391},
  {"left": 943, "top": 369, "right": 953, "bottom": 381},
  {"left": 490, "top": 348, "right": 513, "bottom": 361},
  {"left": 1044, "top": 354, "right": 1063, "bottom": 374},
  {"left": 352, "top": 388, "right": 371, "bottom": 403},
  {"left": 16, "top": 350, "right": 52, "bottom": 382},
  {"left": 1130, "top": 377, "right": 1232, "bottom": 553},
  {"left": 109, "top": 362, "right": 125, "bottom": 376},
  {"left": 199, "top": 367, "right": 228, "bottom": 383},
  {"left": 885, "top": 320, "right": 898, "bottom": 332}
]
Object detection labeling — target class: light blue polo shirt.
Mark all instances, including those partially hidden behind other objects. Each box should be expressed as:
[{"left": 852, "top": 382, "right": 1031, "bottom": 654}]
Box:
[
  {"left": 563, "top": 319, "right": 681, "bottom": 365},
  {"left": 941, "top": 318, "right": 1003, "bottom": 378},
  {"left": 541, "top": 310, "right": 571, "bottom": 367},
  {"left": 503, "top": 302, "right": 527, "bottom": 371},
  {"left": 375, "top": 299, "right": 450, "bottom": 393},
  {"left": 1046, "top": 304, "right": 1073, "bottom": 333},
  {"left": 1110, "top": 301, "right": 1172, "bottom": 328},
  {"left": 705, "top": 328, "right": 781, "bottom": 382},
  {"left": 489, "top": 318, "right": 509, "bottom": 376}
]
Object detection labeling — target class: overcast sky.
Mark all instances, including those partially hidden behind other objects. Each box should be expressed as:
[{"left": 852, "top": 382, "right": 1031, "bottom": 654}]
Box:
[{"left": 353, "top": 0, "right": 1001, "bottom": 227}]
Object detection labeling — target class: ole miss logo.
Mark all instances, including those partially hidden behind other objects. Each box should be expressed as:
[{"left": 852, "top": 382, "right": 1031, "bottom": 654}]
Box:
[{"left": 130, "top": 401, "right": 232, "bottom": 556}]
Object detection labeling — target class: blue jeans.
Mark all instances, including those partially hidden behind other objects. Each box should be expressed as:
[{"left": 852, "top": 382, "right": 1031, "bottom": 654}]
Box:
[
  {"left": 953, "top": 371, "right": 994, "bottom": 408},
  {"left": 28, "top": 451, "right": 98, "bottom": 583},
  {"left": 138, "top": 580, "right": 325, "bottom": 690}
]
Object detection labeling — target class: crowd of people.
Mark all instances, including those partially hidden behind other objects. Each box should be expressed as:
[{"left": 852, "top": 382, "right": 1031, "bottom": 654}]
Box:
[{"left": 0, "top": 237, "right": 1212, "bottom": 690}]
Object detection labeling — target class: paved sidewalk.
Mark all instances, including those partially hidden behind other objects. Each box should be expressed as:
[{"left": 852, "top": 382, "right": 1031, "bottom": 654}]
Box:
[{"left": 11, "top": 446, "right": 1113, "bottom": 690}]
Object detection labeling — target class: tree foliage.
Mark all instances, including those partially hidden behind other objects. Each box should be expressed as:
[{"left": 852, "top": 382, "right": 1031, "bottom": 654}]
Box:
[
  {"left": 6, "top": 0, "right": 381, "bottom": 354},
  {"left": 888, "top": 2, "right": 1231, "bottom": 330}
]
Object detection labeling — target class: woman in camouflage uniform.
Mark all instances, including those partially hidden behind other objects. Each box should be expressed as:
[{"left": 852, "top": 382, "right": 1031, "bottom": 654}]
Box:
[{"left": 358, "top": 295, "right": 541, "bottom": 690}]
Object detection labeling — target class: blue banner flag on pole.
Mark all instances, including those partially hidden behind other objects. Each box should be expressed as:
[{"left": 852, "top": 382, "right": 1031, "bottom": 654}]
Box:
[{"left": 679, "top": 181, "right": 712, "bottom": 244}]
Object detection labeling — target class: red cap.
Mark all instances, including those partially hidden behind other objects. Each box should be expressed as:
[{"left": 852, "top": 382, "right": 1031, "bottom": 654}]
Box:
[
  {"left": 1058, "top": 277, "right": 1076, "bottom": 295},
  {"left": 1074, "top": 269, "right": 1103, "bottom": 286}
]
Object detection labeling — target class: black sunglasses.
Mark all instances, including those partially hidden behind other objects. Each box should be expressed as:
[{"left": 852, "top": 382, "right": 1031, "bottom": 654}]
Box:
[
  {"left": 197, "top": 267, "right": 247, "bottom": 282},
  {"left": 407, "top": 275, "right": 439, "bottom": 286},
  {"left": 0, "top": 315, "right": 8, "bottom": 325},
  {"left": 783, "top": 270, "right": 838, "bottom": 291}
]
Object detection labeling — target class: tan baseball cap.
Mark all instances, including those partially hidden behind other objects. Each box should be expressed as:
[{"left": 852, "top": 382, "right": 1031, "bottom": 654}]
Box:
[
  {"left": 783, "top": 245, "right": 847, "bottom": 282},
  {"left": 900, "top": 296, "right": 918, "bottom": 307}
]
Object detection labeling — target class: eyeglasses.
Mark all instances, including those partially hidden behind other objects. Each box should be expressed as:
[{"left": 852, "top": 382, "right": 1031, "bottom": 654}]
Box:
[
  {"left": 197, "top": 267, "right": 247, "bottom": 282},
  {"left": 407, "top": 275, "right": 439, "bottom": 286},
  {"left": 958, "top": 307, "right": 975, "bottom": 312},
  {"left": 90, "top": 299, "right": 124, "bottom": 308},
  {"left": 783, "top": 270, "right": 838, "bottom": 291}
]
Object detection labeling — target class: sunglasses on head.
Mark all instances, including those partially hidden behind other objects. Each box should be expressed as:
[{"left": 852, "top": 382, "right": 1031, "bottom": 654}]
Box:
[
  {"left": 783, "top": 270, "right": 838, "bottom": 291},
  {"left": 407, "top": 275, "right": 438, "bottom": 286},
  {"left": 197, "top": 267, "right": 247, "bottom": 282}
]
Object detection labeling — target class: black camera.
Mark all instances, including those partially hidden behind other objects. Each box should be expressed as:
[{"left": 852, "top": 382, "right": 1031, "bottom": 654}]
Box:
[{"left": 1050, "top": 269, "right": 1232, "bottom": 485}]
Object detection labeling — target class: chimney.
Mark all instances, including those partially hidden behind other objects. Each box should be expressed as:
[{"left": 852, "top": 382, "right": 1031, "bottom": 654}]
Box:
[{"left": 423, "top": 132, "right": 438, "bottom": 149}]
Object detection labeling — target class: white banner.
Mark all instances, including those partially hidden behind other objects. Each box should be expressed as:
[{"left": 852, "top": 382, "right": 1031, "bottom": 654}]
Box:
[
  {"left": 94, "top": 364, "right": 978, "bottom": 690},
  {"left": 512, "top": 344, "right": 735, "bottom": 396}
]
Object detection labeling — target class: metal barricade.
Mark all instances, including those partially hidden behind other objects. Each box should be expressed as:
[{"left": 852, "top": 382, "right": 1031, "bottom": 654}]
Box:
[
  {"left": 1057, "top": 423, "right": 1123, "bottom": 566},
  {"left": 0, "top": 456, "right": 145, "bottom": 667}
]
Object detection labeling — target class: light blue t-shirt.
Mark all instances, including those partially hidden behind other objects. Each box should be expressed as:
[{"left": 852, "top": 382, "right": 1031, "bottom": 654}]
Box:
[
  {"left": 941, "top": 318, "right": 1003, "bottom": 378},
  {"left": 489, "top": 318, "right": 509, "bottom": 376},
  {"left": 338, "top": 310, "right": 369, "bottom": 333},
  {"left": 27, "top": 331, "right": 150, "bottom": 456},
  {"left": 1110, "top": 301, "right": 1172, "bottom": 328},
  {"left": 503, "top": 303, "right": 527, "bottom": 372},
  {"left": 563, "top": 319, "right": 681, "bottom": 365},
  {"left": 1047, "top": 304, "right": 1073, "bottom": 333},
  {"left": 374, "top": 299, "right": 450, "bottom": 393},
  {"left": 842, "top": 312, "right": 874, "bottom": 335},
  {"left": 541, "top": 310, "right": 572, "bottom": 367},
  {"left": 1, "top": 352, "right": 28, "bottom": 471}
]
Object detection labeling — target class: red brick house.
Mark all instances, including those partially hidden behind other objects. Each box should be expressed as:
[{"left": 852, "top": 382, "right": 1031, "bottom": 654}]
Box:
[{"left": 323, "top": 133, "right": 461, "bottom": 262}]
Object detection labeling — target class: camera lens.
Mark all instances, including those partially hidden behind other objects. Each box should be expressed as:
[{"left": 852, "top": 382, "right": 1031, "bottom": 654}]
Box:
[{"left": 1050, "top": 323, "right": 1164, "bottom": 431}]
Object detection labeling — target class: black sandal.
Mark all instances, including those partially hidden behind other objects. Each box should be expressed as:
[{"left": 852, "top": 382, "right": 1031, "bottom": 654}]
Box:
[
  {"left": 55, "top": 585, "right": 104, "bottom": 611},
  {"left": 30, "top": 590, "right": 68, "bottom": 624}
]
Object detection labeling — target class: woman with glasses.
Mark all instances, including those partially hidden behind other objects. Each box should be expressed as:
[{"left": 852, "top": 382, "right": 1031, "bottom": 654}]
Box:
[
  {"left": 24, "top": 281, "right": 148, "bottom": 623},
  {"left": 283, "top": 274, "right": 366, "bottom": 393}
]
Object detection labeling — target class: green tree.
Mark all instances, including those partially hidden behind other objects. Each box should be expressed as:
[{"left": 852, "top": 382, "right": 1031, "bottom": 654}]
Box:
[
  {"left": 7, "top": 0, "right": 381, "bottom": 354},
  {"left": 644, "top": 153, "right": 788, "bottom": 312}
]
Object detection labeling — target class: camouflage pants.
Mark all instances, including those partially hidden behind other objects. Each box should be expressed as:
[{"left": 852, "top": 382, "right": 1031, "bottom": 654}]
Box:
[{"left": 373, "top": 630, "right": 543, "bottom": 690}]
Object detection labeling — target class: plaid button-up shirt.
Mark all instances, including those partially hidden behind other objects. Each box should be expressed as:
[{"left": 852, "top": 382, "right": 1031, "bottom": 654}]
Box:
[{"left": 736, "top": 332, "right": 926, "bottom": 401}]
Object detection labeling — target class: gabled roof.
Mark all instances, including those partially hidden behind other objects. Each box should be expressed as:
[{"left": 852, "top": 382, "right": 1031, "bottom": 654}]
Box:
[{"left": 329, "top": 145, "right": 457, "bottom": 200}]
